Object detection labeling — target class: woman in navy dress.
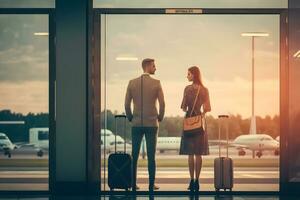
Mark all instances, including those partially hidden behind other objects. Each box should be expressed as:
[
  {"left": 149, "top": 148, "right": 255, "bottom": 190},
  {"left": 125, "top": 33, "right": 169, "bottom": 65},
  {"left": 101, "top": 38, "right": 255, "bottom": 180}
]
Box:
[{"left": 179, "top": 66, "right": 211, "bottom": 191}]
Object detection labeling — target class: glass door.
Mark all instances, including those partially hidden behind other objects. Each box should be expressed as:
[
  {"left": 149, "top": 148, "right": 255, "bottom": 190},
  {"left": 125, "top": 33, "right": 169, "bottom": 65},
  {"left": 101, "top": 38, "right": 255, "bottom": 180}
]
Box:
[{"left": 96, "top": 9, "right": 281, "bottom": 192}]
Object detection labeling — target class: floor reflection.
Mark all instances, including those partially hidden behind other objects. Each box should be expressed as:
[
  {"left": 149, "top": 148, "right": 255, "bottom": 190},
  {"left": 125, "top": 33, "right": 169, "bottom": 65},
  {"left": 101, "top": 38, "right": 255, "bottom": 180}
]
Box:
[{"left": 0, "top": 195, "right": 292, "bottom": 200}]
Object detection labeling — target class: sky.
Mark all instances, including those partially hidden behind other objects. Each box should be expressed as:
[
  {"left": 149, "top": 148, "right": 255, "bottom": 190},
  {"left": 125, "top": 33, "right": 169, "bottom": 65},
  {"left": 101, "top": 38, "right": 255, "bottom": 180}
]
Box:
[
  {"left": 0, "top": 15, "right": 49, "bottom": 114},
  {"left": 0, "top": 14, "right": 279, "bottom": 118},
  {"left": 102, "top": 14, "right": 280, "bottom": 118}
]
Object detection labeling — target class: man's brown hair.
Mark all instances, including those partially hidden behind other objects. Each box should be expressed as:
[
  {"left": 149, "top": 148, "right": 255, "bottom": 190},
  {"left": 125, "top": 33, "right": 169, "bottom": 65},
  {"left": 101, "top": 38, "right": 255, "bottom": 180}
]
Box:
[{"left": 142, "top": 58, "right": 155, "bottom": 69}]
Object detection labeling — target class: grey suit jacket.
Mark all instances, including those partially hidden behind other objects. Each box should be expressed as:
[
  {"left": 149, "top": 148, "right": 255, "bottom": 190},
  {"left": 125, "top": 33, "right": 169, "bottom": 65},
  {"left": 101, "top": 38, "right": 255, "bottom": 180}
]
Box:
[{"left": 125, "top": 74, "right": 165, "bottom": 127}]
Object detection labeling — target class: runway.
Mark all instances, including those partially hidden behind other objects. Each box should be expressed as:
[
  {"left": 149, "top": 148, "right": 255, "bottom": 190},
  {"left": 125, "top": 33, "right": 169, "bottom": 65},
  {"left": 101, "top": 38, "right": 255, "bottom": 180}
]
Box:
[
  {"left": 0, "top": 148, "right": 279, "bottom": 191},
  {"left": 101, "top": 167, "right": 279, "bottom": 191},
  {"left": 1, "top": 144, "right": 279, "bottom": 160},
  {"left": 0, "top": 167, "right": 279, "bottom": 191}
]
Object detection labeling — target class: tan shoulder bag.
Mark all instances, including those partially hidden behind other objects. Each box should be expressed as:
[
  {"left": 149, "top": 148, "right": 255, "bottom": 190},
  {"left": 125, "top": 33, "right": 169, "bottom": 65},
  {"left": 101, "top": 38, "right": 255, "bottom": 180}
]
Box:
[{"left": 183, "top": 86, "right": 204, "bottom": 136}]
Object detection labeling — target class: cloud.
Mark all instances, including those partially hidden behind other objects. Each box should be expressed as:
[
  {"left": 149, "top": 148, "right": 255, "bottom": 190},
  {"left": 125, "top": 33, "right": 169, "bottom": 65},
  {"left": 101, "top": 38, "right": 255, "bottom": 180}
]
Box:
[
  {"left": 0, "top": 45, "right": 48, "bottom": 83},
  {"left": 0, "top": 81, "right": 48, "bottom": 114},
  {"left": 0, "top": 15, "right": 48, "bottom": 83},
  {"left": 104, "top": 15, "right": 279, "bottom": 82}
]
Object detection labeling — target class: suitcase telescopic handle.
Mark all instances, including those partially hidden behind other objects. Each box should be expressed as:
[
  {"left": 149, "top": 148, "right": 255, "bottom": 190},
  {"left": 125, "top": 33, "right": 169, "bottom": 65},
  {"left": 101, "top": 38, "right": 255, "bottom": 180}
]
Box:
[
  {"left": 218, "top": 115, "right": 229, "bottom": 158},
  {"left": 114, "top": 114, "right": 127, "bottom": 153}
]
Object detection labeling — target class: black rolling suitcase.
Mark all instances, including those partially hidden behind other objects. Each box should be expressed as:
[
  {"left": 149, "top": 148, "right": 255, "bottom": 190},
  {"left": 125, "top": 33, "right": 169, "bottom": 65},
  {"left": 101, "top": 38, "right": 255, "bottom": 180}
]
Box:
[
  {"left": 214, "top": 115, "right": 234, "bottom": 191},
  {"left": 108, "top": 115, "right": 132, "bottom": 191}
]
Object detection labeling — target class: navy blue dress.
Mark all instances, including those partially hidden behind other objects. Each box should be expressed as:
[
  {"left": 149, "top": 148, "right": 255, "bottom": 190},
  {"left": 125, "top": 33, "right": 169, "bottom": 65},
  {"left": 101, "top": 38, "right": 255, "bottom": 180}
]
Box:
[{"left": 179, "top": 84, "right": 211, "bottom": 155}]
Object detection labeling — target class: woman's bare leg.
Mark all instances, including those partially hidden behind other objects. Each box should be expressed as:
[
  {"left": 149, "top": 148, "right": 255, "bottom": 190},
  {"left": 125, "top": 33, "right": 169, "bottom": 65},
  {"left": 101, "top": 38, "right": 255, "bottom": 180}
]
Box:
[
  {"left": 188, "top": 155, "right": 195, "bottom": 180},
  {"left": 195, "top": 155, "right": 202, "bottom": 180}
]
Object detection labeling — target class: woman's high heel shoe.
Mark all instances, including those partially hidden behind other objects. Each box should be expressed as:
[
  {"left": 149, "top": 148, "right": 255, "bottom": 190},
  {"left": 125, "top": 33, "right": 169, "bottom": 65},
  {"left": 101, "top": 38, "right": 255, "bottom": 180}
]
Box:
[
  {"left": 188, "top": 179, "right": 194, "bottom": 191},
  {"left": 194, "top": 179, "right": 200, "bottom": 191}
]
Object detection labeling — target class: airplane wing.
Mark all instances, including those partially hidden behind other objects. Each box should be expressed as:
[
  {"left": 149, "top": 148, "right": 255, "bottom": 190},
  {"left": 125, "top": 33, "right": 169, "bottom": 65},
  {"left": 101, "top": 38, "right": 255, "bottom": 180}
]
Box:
[
  {"left": 230, "top": 143, "right": 249, "bottom": 149},
  {"left": 17, "top": 143, "right": 39, "bottom": 149},
  {"left": 208, "top": 140, "right": 249, "bottom": 149},
  {"left": 209, "top": 140, "right": 233, "bottom": 146},
  {"left": 18, "top": 143, "right": 48, "bottom": 151},
  {"left": 14, "top": 142, "right": 26, "bottom": 148}
]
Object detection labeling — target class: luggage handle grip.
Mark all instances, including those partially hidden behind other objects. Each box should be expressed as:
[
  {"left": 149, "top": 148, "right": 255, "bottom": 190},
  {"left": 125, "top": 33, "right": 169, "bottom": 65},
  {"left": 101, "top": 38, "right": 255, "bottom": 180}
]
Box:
[
  {"left": 115, "top": 115, "right": 126, "bottom": 118},
  {"left": 218, "top": 115, "right": 229, "bottom": 118}
]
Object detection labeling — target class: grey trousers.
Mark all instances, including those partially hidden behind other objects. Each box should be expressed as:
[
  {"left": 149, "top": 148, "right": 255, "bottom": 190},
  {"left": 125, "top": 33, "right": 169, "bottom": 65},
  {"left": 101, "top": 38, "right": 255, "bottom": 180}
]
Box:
[{"left": 131, "top": 127, "right": 158, "bottom": 187}]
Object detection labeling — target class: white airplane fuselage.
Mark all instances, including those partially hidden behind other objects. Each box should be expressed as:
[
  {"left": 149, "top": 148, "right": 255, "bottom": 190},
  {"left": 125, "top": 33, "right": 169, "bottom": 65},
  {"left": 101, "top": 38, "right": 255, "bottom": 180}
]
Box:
[
  {"left": 156, "top": 137, "right": 181, "bottom": 152},
  {"left": 232, "top": 134, "right": 280, "bottom": 158},
  {"left": 233, "top": 134, "right": 279, "bottom": 151},
  {"left": 0, "top": 133, "right": 15, "bottom": 151}
]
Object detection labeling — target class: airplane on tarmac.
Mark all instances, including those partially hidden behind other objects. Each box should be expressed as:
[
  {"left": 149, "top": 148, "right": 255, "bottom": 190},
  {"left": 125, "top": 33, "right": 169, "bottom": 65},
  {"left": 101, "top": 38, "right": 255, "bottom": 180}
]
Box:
[
  {"left": 100, "top": 129, "right": 132, "bottom": 153},
  {"left": 0, "top": 129, "right": 50, "bottom": 158},
  {"left": 0, "top": 132, "right": 17, "bottom": 157},
  {"left": 100, "top": 129, "right": 181, "bottom": 154},
  {"left": 142, "top": 134, "right": 280, "bottom": 158},
  {"left": 156, "top": 137, "right": 181, "bottom": 153},
  {"left": 231, "top": 134, "right": 279, "bottom": 158}
]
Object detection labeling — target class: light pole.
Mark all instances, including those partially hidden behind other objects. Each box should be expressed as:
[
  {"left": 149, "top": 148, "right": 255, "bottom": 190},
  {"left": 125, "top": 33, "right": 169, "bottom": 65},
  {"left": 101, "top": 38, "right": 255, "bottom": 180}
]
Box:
[{"left": 241, "top": 32, "right": 269, "bottom": 135}]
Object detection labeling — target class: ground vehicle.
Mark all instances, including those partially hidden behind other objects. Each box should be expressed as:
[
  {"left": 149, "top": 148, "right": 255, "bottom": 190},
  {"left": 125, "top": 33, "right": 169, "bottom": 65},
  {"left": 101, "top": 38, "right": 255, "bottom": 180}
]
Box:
[{"left": 29, "top": 128, "right": 49, "bottom": 157}]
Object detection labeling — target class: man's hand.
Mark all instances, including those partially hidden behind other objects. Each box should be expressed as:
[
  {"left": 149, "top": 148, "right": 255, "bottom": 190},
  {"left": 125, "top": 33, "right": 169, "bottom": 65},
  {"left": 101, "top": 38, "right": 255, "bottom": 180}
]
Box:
[
  {"left": 128, "top": 115, "right": 133, "bottom": 122},
  {"left": 158, "top": 115, "right": 163, "bottom": 122}
]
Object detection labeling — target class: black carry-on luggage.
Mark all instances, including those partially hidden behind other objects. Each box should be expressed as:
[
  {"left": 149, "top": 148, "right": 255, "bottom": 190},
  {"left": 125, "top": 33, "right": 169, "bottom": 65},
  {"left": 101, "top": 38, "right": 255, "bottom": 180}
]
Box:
[
  {"left": 108, "top": 115, "right": 132, "bottom": 191},
  {"left": 214, "top": 115, "right": 234, "bottom": 192}
]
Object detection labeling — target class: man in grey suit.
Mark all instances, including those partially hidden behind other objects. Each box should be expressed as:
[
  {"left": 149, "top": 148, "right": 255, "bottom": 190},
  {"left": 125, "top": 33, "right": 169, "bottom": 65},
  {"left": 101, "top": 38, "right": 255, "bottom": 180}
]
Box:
[{"left": 125, "top": 58, "right": 165, "bottom": 192}]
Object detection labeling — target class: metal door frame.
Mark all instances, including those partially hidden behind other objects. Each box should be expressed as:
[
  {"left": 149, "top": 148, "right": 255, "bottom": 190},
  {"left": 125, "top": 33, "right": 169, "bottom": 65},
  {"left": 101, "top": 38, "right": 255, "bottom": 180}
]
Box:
[
  {"left": 0, "top": 8, "right": 55, "bottom": 195},
  {"left": 93, "top": 8, "right": 289, "bottom": 195}
]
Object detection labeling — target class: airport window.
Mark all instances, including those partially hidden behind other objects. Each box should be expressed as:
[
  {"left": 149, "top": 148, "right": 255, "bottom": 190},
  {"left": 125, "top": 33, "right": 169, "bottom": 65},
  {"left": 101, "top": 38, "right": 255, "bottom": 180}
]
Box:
[
  {"left": 0, "top": 14, "right": 49, "bottom": 190},
  {"left": 99, "top": 13, "right": 280, "bottom": 192}
]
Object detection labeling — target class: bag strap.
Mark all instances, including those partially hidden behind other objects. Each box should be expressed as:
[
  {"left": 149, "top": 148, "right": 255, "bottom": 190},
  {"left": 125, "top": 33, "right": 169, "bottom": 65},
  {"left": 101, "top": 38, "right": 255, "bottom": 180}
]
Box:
[
  {"left": 203, "top": 113, "right": 206, "bottom": 130},
  {"left": 189, "top": 85, "right": 201, "bottom": 117}
]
